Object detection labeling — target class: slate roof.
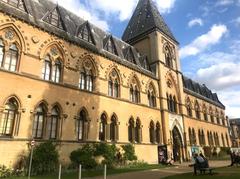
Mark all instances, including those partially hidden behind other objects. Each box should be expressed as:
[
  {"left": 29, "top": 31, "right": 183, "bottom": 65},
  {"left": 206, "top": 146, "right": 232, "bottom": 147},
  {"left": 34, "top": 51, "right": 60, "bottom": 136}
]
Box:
[
  {"left": 230, "top": 119, "right": 240, "bottom": 125},
  {"left": 182, "top": 76, "right": 225, "bottom": 109},
  {"left": 122, "top": 0, "right": 178, "bottom": 44},
  {"left": 0, "top": 0, "right": 156, "bottom": 78}
]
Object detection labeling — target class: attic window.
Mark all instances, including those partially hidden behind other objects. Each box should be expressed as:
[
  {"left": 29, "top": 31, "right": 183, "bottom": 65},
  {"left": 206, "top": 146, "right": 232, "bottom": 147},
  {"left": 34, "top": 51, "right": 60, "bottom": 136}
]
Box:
[
  {"left": 104, "top": 37, "right": 118, "bottom": 56},
  {"left": 77, "top": 23, "right": 95, "bottom": 44},
  {"left": 125, "top": 48, "right": 136, "bottom": 64},
  {"left": 43, "top": 7, "right": 64, "bottom": 29},
  {"left": 2, "top": 0, "right": 27, "bottom": 12}
]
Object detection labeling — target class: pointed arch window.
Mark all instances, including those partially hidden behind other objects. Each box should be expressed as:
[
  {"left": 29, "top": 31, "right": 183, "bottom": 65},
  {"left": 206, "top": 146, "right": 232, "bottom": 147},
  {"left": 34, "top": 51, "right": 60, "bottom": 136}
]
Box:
[
  {"left": 108, "top": 69, "right": 120, "bottom": 98},
  {"left": 33, "top": 104, "right": 47, "bottom": 139},
  {"left": 48, "top": 106, "right": 60, "bottom": 139},
  {"left": 195, "top": 102, "right": 201, "bottom": 120},
  {"left": 128, "top": 118, "right": 135, "bottom": 143},
  {"left": 135, "top": 118, "right": 142, "bottom": 143},
  {"left": 125, "top": 47, "right": 136, "bottom": 64},
  {"left": 221, "top": 133, "right": 225, "bottom": 147},
  {"left": 148, "top": 84, "right": 156, "bottom": 107},
  {"left": 203, "top": 106, "right": 208, "bottom": 121},
  {"left": 77, "top": 109, "right": 88, "bottom": 141},
  {"left": 0, "top": 39, "right": 4, "bottom": 67},
  {"left": 130, "top": 78, "right": 140, "bottom": 103},
  {"left": 189, "top": 128, "right": 192, "bottom": 145},
  {"left": 192, "top": 128, "right": 196, "bottom": 145},
  {"left": 110, "top": 115, "right": 118, "bottom": 142},
  {"left": 167, "top": 94, "right": 177, "bottom": 113},
  {"left": 0, "top": 98, "right": 19, "bottom": 136},
  {"left": 186, "top": 98, "right": 192, "bottom": 117},
  {"left": 165, "top": 46, "right": 173, "bottom": 68},
  {"left": 216, "top": 111, "right": 220, "bottom": 124},
  {"left": 1, "top": 43, "right": 19, "bottom": 72},
  {"left": 209, "top": 108, "right": 214, "bottom": 123},
  {"left": 149, "top": 121, "right": 155, "bottom": 143},
  {"left": 155, "top": 122, "right": 161, "bottom": 144},
  {"left": 99, "top": 113, "right": 107, "bottom": 141},
  {"left": 79, "top": 69, "right": 94, "bottom": 91},
  {"left": 42, "top": 55, "right": 63, "bottom": 83}
]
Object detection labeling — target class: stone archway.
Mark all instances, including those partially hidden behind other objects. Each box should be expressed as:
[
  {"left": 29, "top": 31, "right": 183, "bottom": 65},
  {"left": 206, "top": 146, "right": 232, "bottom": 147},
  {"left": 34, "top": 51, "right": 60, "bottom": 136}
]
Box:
[{"left": 172, "top": 126, "right": 183, "bottom": 162}]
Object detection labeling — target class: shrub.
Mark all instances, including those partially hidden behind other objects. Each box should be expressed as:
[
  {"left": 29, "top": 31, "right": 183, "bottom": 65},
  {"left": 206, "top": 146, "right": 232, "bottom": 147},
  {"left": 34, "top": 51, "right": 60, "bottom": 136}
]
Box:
[
  {"left": 203, "top": 146, "right": 212, "bottom": 158},
  {"left": 0, "top": 165, "right": 12, "bottom": 178},
  {"left": 70, "top": 144, "right": 97, "bottom": 169},
  {"left": 94, "top": 143, "right": 118, "bottom": 168},
  {"left": 219, "top": 147, "right": 231, "bottom": 157},
  {"left": 121, "top": 144, "right": 137, "bottom": 162},
  {"left": 31, "top": 142, "right": 59, "bottom": 175}
]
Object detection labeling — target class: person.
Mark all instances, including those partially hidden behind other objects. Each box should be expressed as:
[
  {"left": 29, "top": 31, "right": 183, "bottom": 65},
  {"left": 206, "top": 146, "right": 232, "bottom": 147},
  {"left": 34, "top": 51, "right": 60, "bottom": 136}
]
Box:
[
  {"left": 199, "top": 153, "right": 209, "bottom": 168},
  {"left": 191, "top": 153, "right": 200, "bottom": 175},
  {"left": 230, "top": 151, "right": 236, "bottom": 166}
]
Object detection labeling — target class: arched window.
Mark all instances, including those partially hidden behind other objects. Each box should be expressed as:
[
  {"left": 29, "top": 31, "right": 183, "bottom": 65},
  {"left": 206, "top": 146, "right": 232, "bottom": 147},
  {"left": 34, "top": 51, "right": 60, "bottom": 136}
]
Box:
[
  {"left": 165, "top": 46, "right": 173, "bottom": 68},
  {"left": 186, "top": 99, "right": 192, "bottom": 117},
  {"left": 209, "top": 107, "right": 214, "bottom": 123},
  {"left": 99, "top": 113, "right": 107, "bottom": 141},
  {"left": 221, "top": 133, "right": 225, "bottom": 147},
  {"left": 173, "top": 96, "right": 178, "bottom": 113},
  {"left": 192, "top": 128, "right": 196, "bottom": 145},
  {"left": 48, "top": 106, "right": 60, "bottom": 139},
  {"left": 0, "top": 98, "right": 19, "bottom": 136},
  {"left": 110, "top": 115, "right": 118, "bottom": 142},
  {"left": 202, "top": 130, "right": 205, "bottom": 145},
  {"left": 108, "top": 69, "right": 120, "bottom": 98},
  {"left": 1, "top": 43, "right": 19, "bottom": 72},
  {"left": 149, "top": 121, "right": 155, "bottom": 143},
  {"left": 79, "top": 69, "right": 94, "bottom": 91},
  {"left": 51, "top": 59, "right": 62, "bottom": 83},
  {"left": 210, "top": 132, "right": 214, "bottom": 146},
  {"left": 216, "top": 110, "right": 220, "bottom": 124},
  {"left": 42, "top": 55, "right": 51, "bottom": 80},
  {"left": 41, "top": 46, "right": 63, "bottom": 83},
  {"left": 135, "top": 118, "right": 142, "bottom": 143},
  {"left": 155, "top": 122, "right": 161, "bottom": 144},
  {"left": 33, "top": 103, "right": 47, "bottom": 139},
  {"left": 168, "top": 94, "right": 177, "bottom": 113},
  {"left": 130, "top": 77, "right": 140, "bottom": 103},
  {"left": 195, "top": 101, "right": 201, "bottom": 119},
  {"left": 189, "top": 128, "right": 192, "bottom": 145},
  {"left": 198, "top": 129, "right": 201, "bottom": 145},
  {"left": 128, "top": 118, "right": 135, "bottom": 142},
  {"left": 203, "top": 105, "right": 208, "bottom": 121},
  {"left": 0, "top": 39, "right": 4, "bottom": 67},
  {"left": 77, "top": 109, "right": 88, "bottom": 141},
  {"left": 148, "top": 84, "right": 156, "bottom": 107}
]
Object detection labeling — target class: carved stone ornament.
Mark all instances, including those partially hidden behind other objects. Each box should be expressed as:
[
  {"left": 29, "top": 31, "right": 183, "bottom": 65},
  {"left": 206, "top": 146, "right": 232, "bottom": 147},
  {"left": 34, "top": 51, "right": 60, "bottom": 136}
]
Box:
[
  {"left": 111, "top": 70, "right": 117, "bottom": 78},
  {"left": 50, "top": 47, "right": 59, "bottom": 56},
  {"left": 83, "top": 60, "right": 92, "bottom": 70},
  {"left": 71, "top": 51, "right": 77, "bottom": 58},
  {"left": 32, "top": 36, "right": 39, "bottom": 44},
  {"left": 167, "top": 80, "right": 172, "bottom": 88},
  {"left": 5, "top": 29, "right": 15, "bottom": 40}
]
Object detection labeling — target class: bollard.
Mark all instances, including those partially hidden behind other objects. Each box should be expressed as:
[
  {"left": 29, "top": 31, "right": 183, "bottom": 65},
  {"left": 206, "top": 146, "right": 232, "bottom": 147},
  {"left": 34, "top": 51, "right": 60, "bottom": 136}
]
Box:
[
  {"left": 27, "top": 146, "right": 33, "bottom": 179},
  {"left": 104, "top": 164, "right": 107, "bottom": 179},
  {"left": 79, "top": 164, "right": 82, "bottom": 179},
  {"left": 58, "top": 164, "right": 62, "bottom": 179}
]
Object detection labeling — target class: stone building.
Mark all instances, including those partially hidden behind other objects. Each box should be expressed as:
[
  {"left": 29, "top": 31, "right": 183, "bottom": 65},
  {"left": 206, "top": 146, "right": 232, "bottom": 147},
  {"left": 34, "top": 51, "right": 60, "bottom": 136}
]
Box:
[
  {"left": 0, "top": 0, "right": 231, "bottom": 167},
  {"left": 229, "top": 118, "right": 240, "bottom": 148}
]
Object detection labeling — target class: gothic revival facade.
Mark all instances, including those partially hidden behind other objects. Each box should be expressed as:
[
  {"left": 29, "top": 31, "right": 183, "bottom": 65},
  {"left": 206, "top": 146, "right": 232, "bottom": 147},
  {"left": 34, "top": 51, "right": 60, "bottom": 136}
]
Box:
[{"left": 0, "top": 0, "right": 230, "bottom": 166}]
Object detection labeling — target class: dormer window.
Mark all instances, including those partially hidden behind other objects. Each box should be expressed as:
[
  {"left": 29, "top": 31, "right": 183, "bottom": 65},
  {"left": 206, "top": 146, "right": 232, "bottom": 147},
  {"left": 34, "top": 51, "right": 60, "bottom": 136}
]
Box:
[
  {"left": 2, "top": 0, "right": 27, "bottom": 12},
  {"left": 104, "top": 36, "right": 118, "bottom": 55},
  {"left": 77, "top": 22, "right": 95, "bottom": 44},
  {"left": 43, "top": 6, "right": 64, "bottom": 29}
]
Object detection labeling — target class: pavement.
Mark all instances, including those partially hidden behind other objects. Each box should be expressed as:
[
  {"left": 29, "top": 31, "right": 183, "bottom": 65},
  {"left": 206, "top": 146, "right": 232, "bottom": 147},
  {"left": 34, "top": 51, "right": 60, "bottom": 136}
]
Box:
[{"left": 84, "top": 160, "right": 230, "bottom": 179}]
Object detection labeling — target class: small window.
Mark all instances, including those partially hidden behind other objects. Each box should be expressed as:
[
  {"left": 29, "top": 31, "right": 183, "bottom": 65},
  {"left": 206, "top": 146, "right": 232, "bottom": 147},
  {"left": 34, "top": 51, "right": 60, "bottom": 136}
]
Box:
[
  {"left": 110, "top": 115, "right": 118, "bottom": 142},
  {"left": 108, "top": 69, "right": 120, "bottom": 98},
  {"left": 6, "top": 44, "right": 18, "bottom": 71},
  {"left": 77, "top": 109, "right": 88, "bottom": 141},
  {"left": 42, "top": 56, "right": 51, "bottom": 81},
  {"left": 48, "top": 106, "right": 60, "bottom": 139},
  {"left": 104, "top": 37, "right": 118, "bottom": 55},
  {"left": 52, "top": 59, "right": 62, "bottom": 83},
  {"left": 135, "top": 119, "right": 142, "bottom": 143},
  {"left": 43, "top": 7, "right": 64, "bottom": 29},
  {"left": 78, "top": 23, "right": 95, "bottom": 44},
  {"left": 128, "top": 118, "right": 134, "bottom": 143},
  {"left": 155, "top": 122, "right": 161, "bottom": 144},
  {"left": 99, "top": 113, "right": 107, "bottom": 141},
  {"left": 0, "top": 98, "right": 18, "bottom": 136},
  {"left": 149, "top": 121, "right": 155, "bottom": 143},
  {"left": 33, "top": 104, "right": 47, "bottom": 139}
]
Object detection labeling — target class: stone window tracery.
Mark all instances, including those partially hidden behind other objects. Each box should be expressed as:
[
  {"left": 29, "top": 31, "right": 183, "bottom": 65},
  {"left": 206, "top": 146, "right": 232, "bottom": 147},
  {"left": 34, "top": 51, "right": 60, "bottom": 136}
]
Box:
[
  {"left": 99, "top": 113, "right": 107, "bottom": 141},
  {"left": 77, "top": 109, "right": 89, "bottom": 141},
  {"left": 130, "top": 77, "right": 140, "bottom": 103},
  {"left": 195, "top": 101, "right": 201, "bottom": 120},
  {"left": 148, "top": 84, "right": 156, "bottom": 107},
  {"left": 41, "top": 47, "right": 63, "bottom": 83},
  {"left": 108, "top": 69, "right": 120, "bottom": 98},
  {"left": 79, "top": 59, "right": 94, "bottom": 92},
  {"left": 110, "top": 114, "right": 118, "bottom": 142},
  {"left": 77, "top": 23, "right": 95, "bottom": 44},
  {"left": 164, "top": 45, "right": 173, "bottom": 68},
  {"left": 48, "top": 106, "right": 60, "bottom": 140},
  {"left": 33, "top": 103, "right": 47, "bottom": 139}
]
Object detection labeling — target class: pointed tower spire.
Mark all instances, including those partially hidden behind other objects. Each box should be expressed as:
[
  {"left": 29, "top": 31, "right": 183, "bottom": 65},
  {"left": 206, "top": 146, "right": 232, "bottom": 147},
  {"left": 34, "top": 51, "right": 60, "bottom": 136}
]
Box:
[{"left": 122, "top": 0, "right": 177, "bottom": 44}]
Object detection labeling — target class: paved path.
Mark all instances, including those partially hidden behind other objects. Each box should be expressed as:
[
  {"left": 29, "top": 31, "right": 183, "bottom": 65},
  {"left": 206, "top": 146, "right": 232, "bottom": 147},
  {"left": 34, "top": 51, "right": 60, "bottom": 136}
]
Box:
[{"left": 85, "top": 160, "right": 230, "bottom": 179}]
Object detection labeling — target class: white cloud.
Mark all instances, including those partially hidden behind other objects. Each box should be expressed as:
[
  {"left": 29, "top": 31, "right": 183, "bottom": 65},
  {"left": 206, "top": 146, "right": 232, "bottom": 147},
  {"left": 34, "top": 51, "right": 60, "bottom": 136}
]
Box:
[
  {"left": 215, "top": 0, "right": 234, "bottom": 6},
  {"left": 180, "top": 24, "right": 228, "bottom": 58},
  {"left": 188, "top": 18, "right": 203, "bottom": 28},
  {"left": 155, "top": 0, "right": 176, "bottom": 14}
]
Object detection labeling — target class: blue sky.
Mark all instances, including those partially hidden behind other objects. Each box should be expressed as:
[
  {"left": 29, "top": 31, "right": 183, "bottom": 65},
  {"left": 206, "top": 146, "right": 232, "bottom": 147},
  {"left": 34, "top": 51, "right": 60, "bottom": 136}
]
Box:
[{"left": 54, "top": 0, "right": 240, "bottom": 118}]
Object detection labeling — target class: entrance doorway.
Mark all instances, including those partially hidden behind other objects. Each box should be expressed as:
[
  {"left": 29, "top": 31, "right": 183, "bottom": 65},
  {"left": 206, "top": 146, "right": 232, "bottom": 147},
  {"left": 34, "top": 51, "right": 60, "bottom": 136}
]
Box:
[{"left": 172, "top": 126, "right": 183, "bottom": 162}]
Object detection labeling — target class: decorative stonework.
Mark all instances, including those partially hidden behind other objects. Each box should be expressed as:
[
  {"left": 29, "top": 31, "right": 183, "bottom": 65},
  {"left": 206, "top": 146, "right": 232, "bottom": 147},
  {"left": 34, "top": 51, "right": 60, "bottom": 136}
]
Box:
[
  {"left": 31, "top": 36, "right": 39, "bottom": 44},
  {"left": 5, "top": 29, "right": 15, "bottom": 40}
]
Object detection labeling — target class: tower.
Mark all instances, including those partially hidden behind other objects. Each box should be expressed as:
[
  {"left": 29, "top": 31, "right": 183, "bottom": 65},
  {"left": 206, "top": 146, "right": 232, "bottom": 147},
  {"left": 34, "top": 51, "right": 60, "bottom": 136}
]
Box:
[{"left": 122, "top": 0, "right": 186, "bottom": 161}]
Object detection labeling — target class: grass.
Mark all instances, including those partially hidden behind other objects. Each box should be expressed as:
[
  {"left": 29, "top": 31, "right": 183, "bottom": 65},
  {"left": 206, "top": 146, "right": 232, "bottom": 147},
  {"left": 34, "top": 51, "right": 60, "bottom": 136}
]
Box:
[
  {"left": 164, "top": 166, "right": 240, "bottom": 179},
  {"left": 6, "top": 164, "right": 168, "bottom": 179}
]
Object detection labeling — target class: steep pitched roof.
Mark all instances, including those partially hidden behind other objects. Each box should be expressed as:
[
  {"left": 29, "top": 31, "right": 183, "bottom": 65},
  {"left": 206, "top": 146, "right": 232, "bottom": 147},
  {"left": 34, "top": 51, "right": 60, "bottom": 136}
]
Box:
[
  {"left": 182, "top": 76, "right": 225, "bottom": 109},
  {"left": 122, "top": 0, "right": 177, "bottom": 44}
]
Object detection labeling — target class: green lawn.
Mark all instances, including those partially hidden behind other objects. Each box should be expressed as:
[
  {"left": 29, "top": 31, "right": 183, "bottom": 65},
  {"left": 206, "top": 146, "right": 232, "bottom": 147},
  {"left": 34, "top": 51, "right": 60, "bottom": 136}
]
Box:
[
  {"left": 6, "top": 164, "right": 167, "bottom": 179},
  {"left": 164, "top": 166, "right": 240, "bottom": 179}
]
